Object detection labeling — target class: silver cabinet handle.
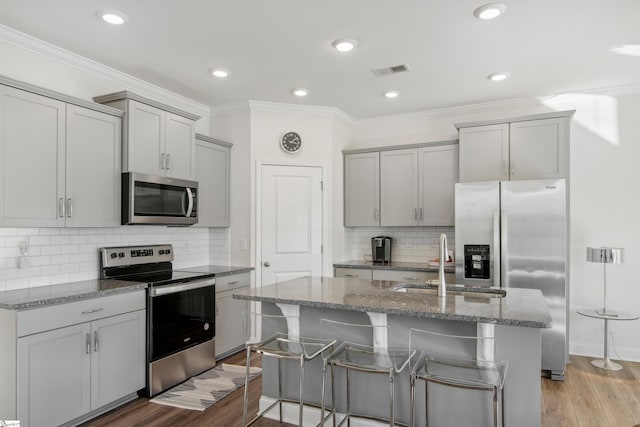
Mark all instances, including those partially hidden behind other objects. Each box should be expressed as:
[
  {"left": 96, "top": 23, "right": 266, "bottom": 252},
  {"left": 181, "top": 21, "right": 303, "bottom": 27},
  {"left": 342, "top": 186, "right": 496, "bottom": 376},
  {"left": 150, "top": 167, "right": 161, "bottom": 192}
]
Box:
[
  {"left": 263, "top": 261, "right": 271, "bottom": 267},
  {"left": 510, "top": 160, "right": 515, "bottom": 176},
  {"left": 166, "top": 154, "right": 171, "bottom": 170},
  {"left": 86, "top": 333, "right": 91, "bottom": 354},
  {"left": 343, "top": 274, "right": 357, "bottom": 277},
  {"left": 419, "top": 207, "right": 423, "bottom": 221},
  {"left": 94, "top": 331, "right": 99, "bottom": 352},
  {"left": 503, "top": 160, "right": 508, "bottom": 177},
  {"left": 67, "top": 198, "right": 72, "bottom": 218},
  {"left": 374, "top": 208, "right": 379, "bottom": 222},
  {"left": 493, "top": 211, "right": 501, "bottom": 287},
  {"left": 215, "top": 301, "right": 219, "bottom": 317},
  {"left": 81, "top": 308, "right": 103, "bottom": 315},
  {"left": 59, "top": 198, "right": 65, "bottom": 218},
  {"left": 160, "top": 153, "right": 166, "bottom": 170},
  {"left": 228, "top": 281, "right": 239, "bottom": 285}
]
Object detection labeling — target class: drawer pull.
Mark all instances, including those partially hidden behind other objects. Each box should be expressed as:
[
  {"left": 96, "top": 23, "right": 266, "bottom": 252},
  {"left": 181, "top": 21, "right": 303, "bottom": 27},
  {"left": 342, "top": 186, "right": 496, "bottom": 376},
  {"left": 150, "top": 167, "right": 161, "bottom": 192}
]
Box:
[
  {"left": 94, "top": 331, "right": 99, "bottom": 352},
  {"left": 404, "top": 277, "right": 419, "bottom": 281},
  {"left": 344, "top": 274, "right": 357, "bottom": 277},
  {"left": 86, "top": 333, "right": 91, "bottom": 354},
  {"left": 81, "top": 308, "right": 103, "bottom": 315},
  {"left": 228, "top": 281, "right": 239, "bottom": 285}
]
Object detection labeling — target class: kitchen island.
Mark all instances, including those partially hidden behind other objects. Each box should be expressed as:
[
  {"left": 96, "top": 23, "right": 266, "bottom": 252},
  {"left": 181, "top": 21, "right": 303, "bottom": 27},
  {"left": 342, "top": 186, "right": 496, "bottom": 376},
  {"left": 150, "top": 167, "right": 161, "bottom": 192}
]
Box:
[{"left": 234, "top": 276, "right": 552, "bottom": 426}]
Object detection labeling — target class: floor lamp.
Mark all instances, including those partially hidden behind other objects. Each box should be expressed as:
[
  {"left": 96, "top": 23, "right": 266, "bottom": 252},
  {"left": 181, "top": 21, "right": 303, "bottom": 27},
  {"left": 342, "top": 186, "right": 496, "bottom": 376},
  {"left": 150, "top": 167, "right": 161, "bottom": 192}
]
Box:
[{"left": 586, "top": 247, "right": 624, "bottom": 317}]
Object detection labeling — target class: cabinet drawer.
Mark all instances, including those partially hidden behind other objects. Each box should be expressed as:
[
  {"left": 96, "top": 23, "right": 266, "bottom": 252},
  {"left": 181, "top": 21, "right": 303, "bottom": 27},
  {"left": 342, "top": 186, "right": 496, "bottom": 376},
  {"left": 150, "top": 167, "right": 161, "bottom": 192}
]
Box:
[
  {"left": 216, "top": 272, "right": 250, "bottom": 293},
  {"left": 334, "top": 268, "right": 372, "bottom": 280},
  {"left": 17, "top": 291, "right": 146, "bottom": 337},
  {"left": 373, "top": 270, "right": 432, "bottom": 283}
]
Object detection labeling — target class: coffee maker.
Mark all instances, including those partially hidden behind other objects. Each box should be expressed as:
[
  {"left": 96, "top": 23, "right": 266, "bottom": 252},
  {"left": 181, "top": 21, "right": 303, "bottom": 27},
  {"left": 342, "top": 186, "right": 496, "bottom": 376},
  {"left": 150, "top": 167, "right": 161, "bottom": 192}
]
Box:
[{"left": 371, "top": 236, "right": 392, "bottom": 263}]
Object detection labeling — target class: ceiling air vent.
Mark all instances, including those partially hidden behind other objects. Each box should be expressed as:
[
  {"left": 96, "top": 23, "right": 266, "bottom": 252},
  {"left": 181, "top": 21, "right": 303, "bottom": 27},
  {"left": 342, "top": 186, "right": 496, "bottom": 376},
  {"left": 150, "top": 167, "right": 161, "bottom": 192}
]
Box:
[{"left": 372, "top": 64, "right": 410, "bottom": 77}]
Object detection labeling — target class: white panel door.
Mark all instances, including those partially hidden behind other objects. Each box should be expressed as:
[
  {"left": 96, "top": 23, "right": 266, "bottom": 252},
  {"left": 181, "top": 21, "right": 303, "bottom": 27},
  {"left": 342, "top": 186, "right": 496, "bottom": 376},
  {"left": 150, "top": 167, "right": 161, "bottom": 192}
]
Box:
[
  {"left": 17, "top": 323, "right": 91, "bottom": 427},
  {"left": 127, "top": 99, "right": 164, "bottom": 176},
  {"left": 90, "top": 310, "right": 146, "bottom": 410},
  {"left": 509, "top": 117, "right": 566, "bottom": 180},
  {"left": 66, "top": 105, "right": 121, "bottom": 227},
  {"left": 459, "top": 123, "right": 509, "bottom": 182},
  {"left": 261, "top": 165, "right": 323, "bottom": 286},
  {"left": 0, "top": 86, "right": 65, "bottom": 227},
  {"left": 344, "top": 152, "right": 379, "bottom": 226},
  {"left": 164, "top": 112, "right": 196, "bottom": 180},
  {"left": 380, "top": 149, "right": 418, "bottom": 226},
  {"left": 418, "top": 145, "right": 458, "bottom": 226}
]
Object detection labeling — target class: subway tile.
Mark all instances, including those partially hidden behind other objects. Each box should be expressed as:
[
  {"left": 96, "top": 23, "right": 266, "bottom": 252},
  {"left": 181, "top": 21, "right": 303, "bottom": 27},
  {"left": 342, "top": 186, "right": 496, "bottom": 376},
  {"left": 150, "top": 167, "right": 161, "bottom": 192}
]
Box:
[
  {"left": 51, "top": 254, "right": 71, "bottom": 265},
  {"left": 6, "top": 278, "right": 29, "bottom": 291},
  {"left": 29, "top": 236, "right": 51, "bottom": 246},
  {"left": 29, "top": 256, "right": 51, "bottom": 267},
  {"left": 51, "top": 236, "right": 70, "bottom": 245},
  {"left": 40, "top": 264, "right": 62, "bottom": 275},
  {"left": 0, "top": 227, "right": 18, "bottom": 236},
  {"left": 39, "top": 228, "right": 61, "bottom": 235},
  {"left": 41, "top": 246, "right": 62, "bottom": 255},
  {"left": 60, "top": 228, "right": 79, "bottom": 235},
  {"left": 29, "top": 276, "right": 51, "bottom": 288},
  {"left": 0, "top": 268, "right": 18, "bottom": 280},
  {"left": 18, "top": 228, "right": 40, "bottom": 236},
  {"left": 50, "top": 273, "right": 71, "bottom": 285},
  {"left": 60, "top": 245, "right": 80, "bottom": 254},
  {"left": 70, "top": 235, "right": 89, "bottom": 244},
  {"left": 60, "top": 263, "right": 80, "bottom": 273},
  {"left": 18, "top": 267, "right": 41, "bottom": 278}
]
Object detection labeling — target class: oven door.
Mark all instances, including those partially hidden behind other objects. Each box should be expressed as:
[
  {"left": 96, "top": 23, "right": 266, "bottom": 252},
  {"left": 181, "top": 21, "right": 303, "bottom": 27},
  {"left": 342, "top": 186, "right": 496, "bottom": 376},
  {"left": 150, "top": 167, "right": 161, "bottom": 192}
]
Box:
[{"left": 149, "top": 277, "right": 215, "bottom": 361}]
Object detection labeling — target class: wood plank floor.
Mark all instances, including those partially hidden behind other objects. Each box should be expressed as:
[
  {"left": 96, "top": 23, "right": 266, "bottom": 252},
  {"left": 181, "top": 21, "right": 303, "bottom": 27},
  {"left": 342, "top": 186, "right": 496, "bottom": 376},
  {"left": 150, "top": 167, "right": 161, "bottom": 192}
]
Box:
[{"left": 82, "top": 353, "right": 640, "bottom": 427}]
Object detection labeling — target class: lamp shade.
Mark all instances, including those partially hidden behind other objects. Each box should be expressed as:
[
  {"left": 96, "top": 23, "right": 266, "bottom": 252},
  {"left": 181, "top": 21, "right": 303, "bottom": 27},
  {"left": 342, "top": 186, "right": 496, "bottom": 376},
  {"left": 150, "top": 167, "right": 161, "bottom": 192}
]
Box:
[{"left": 586, "top": 247, "right": 624, "bottom": 264}]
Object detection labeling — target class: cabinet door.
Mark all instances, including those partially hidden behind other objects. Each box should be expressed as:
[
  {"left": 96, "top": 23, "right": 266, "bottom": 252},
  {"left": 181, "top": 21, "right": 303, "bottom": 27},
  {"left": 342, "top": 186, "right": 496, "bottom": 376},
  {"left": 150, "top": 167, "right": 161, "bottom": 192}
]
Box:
[
  {"left": 418, "top": 145, "right": 458, "bottom": 226},
  {"left": 195, "top": 140, "right": 230, "bottom": 227},
  {"left": 90, "top": 310, "right": 146, "bottom": 409},
  {"left": 0, "top": 86, "right": 66, "bottom": 227},
  {"left": 216, "top": 288, "right": 248, "bottom": 358},
  {"left": 17, "top": 323, "right": 91, "bottom": 427},
  {"left": 66, "top": 105, "right": 122, "bottom": 227},
  {"left": 126, "top": 99, "right": 164, "bottom": 176},
  {"left": 344, "top": 152, "right": 380, "bottom": 226},
  {"left": 380, "top": 149, "right": 418, "bottom": 226},
  {"left": 509, "top": 117, "right": 566, "bottom": 180},
  {"left": 459, "top": 124, "right": 509, "bottom": 182},
  {"left": 164, "top": 112, "right": 196, "bottom": 180}
]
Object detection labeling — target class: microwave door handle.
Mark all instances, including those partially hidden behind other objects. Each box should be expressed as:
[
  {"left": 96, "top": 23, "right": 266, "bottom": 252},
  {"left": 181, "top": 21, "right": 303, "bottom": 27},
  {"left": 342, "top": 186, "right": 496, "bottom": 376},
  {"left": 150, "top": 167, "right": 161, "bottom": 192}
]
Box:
[{"left": 185, "top": 188, "right": 194, "bottom": 217}]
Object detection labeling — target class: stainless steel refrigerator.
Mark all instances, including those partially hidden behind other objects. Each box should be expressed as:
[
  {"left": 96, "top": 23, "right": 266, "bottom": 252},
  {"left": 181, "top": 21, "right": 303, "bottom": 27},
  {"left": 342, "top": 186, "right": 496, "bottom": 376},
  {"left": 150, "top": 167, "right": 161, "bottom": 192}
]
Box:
[{"left": 454, "top": 179, "right": 567, "bottom": 380}]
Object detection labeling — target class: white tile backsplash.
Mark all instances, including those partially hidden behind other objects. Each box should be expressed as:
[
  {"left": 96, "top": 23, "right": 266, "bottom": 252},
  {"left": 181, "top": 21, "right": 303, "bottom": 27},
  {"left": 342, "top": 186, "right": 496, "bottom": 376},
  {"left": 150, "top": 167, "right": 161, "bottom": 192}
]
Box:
[
  {"left": 0, "top": 226, "right": 226, "bottom": 292},
  {"left": 344, "top": 226, "right": 455, "bottom": 263}
]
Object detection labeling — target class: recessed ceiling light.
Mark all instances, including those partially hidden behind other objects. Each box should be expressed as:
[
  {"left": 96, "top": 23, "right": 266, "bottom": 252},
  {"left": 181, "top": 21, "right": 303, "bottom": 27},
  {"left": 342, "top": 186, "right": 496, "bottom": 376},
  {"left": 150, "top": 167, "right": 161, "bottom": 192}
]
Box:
[
  {"left": 487, "top": 72, "right": 510, "bottom": 82},
  {"left": 210, "top": 68, "right": 230, "bottom": 78},
  {"left": 97, "top": 9, "right": 128, "bottom": 25},
  {"left": 609, "top": 44, "right": 640, "bottom": 57},
  {"left": 331, "top": 38, "right": 358, "bottom": 53},
  {"left": 473, "top": 3, "right": 506, "bottom": 20},
  {"left": 384, "top": 91, "right": 399, "bottom": 98},
  {"left": 292, "top": 88, "right": 309, "bottom": 97}
]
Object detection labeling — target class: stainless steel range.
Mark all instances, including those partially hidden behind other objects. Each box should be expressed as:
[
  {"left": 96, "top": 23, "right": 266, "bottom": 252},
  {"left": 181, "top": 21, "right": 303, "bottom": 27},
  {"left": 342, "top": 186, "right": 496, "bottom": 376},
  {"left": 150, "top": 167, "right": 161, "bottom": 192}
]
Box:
[{"left": 99, "top": 244, "right": 216, "bottom": 396}]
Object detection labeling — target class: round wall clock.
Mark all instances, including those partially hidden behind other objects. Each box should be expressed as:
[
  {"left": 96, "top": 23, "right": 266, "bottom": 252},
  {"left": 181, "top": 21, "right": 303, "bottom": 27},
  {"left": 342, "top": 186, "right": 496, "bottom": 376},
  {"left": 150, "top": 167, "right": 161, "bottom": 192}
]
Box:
[{"left": 280, "top": 131, "right": 302, "bottom": 153}]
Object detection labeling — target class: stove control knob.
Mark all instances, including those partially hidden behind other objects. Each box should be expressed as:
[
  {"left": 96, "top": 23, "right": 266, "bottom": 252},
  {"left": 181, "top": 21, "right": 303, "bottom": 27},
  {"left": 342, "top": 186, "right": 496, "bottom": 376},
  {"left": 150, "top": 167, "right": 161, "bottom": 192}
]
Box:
[
  {"left": 204, "top": 323, "right": 210, "bottom": 331},
  {"left": 110, "top": 253, "right": 117, "bottom": 259},
  {"left": 118, "top": 252, "right": 125, "bottom": 258},
  {"left": 166, "top": 249, "right": 171, "bottom": 254},
  {"left": 159, "top": 250, "right": 165, "bottom": 255}
]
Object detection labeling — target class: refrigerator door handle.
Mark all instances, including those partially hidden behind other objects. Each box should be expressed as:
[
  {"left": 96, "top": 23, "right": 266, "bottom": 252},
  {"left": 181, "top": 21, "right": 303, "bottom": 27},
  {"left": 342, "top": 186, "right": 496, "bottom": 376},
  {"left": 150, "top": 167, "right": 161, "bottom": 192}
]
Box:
[
  {"left": 493, "top": 210, "right": 501, "bottom": 287},
  {"left": 500, "top": 212, "right": 508, "bottom": 288}
]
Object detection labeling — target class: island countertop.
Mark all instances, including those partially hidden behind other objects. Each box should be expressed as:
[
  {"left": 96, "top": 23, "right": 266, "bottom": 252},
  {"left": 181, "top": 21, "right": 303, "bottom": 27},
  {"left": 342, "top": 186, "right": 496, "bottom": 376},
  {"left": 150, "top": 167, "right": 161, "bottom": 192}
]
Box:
[{"left": 233, "top": 276, "right": 552, "bottom": 328}]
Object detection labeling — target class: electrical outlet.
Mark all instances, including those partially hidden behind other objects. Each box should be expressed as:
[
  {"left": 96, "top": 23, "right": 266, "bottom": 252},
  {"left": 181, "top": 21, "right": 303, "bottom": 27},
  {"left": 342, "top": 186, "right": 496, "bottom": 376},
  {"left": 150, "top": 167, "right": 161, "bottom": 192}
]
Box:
[{"left": 240, "top": 239, "right": 247, "bottom": 251}]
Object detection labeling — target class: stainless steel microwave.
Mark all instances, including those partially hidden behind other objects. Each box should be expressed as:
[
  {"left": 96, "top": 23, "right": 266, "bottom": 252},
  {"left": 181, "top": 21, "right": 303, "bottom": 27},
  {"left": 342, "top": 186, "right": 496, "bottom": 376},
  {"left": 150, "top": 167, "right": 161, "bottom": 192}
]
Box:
[{"left": 122, "top": 172, "right": 198, "bottom": 225}]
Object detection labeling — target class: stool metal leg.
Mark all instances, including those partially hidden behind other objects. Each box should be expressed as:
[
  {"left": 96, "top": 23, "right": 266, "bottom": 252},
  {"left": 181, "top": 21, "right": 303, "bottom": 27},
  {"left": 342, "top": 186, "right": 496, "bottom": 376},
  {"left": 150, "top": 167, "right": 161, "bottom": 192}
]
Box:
[
  {"left": 277, "top": 358, "right": 283, "bottom": 422},
  {"left": 299, "top": 355, "right": 305, "bottom": 427},
  {"left": 346, "top": 368, "right": 351, "bottom": 427},
  {"left": 502, "top": 386, "right": 505, "bottom": 427},
  {"left": 331, "top": 363, "right": 337, "bottom": 427},
  {"left": 389, "top": 370, "right": 394, "bottom": 427},
  {"left": 242, "top": 347, "right": 251, "bottom": 427},
  {"left": 493, "top": 386, "right": 498, "bottom": 427},
  {"left": 409, "top": 373, "right": 415, "bottom": 427},
  {"left": 425, "top": 379, "right": 429, "bottom": 427}
]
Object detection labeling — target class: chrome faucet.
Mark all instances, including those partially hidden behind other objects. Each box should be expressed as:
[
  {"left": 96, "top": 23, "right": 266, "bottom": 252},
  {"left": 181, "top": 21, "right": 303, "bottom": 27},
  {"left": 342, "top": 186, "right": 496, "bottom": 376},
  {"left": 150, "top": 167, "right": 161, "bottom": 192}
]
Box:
[{"left": 438, "top": 233, "right": 447, "bottom": 297}]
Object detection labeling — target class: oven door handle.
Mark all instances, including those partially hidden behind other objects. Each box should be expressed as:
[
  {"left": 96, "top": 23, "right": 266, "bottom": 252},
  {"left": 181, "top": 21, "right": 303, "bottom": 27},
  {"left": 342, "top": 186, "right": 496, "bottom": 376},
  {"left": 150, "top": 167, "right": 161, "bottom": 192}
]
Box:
[{"left": 151, "top": 278, "right": 215, "bottom": 297}]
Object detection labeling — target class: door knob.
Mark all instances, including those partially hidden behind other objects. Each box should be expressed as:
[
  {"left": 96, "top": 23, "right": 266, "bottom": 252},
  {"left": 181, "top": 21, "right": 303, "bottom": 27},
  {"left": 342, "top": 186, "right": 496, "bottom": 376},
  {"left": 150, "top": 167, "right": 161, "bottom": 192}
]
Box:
[{"left": 263, "top": 261, "right": 271, "bottom": 267}]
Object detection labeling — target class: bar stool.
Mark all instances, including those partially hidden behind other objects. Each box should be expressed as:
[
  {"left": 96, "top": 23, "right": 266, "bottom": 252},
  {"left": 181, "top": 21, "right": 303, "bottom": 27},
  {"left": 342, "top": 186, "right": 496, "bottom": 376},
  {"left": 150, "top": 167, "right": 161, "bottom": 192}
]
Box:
[
  {"left": 408, "top": 328, "right": 508, "bottom": 427},
  {"left": 242, "top": 310, "right": 335, "bottom": 427},
  {"left": 319, "top": 318, "right": 414, "bottom": 427}
]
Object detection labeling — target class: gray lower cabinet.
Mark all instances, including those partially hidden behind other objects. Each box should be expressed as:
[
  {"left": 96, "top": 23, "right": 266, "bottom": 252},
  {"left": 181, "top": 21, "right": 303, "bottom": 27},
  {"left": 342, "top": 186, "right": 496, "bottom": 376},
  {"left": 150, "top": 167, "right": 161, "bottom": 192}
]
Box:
[
  {"left": 371, "top": 269, "right": 455, "bottom": 284},
  {"left": 195, "top": 134, "right": 231, "bottom": 227},
  {"left": 215, "top": 273, "right": 249, "bottom": 358},
  {"left": 10, "top": 292, "right": 145, "bottom": 427}
]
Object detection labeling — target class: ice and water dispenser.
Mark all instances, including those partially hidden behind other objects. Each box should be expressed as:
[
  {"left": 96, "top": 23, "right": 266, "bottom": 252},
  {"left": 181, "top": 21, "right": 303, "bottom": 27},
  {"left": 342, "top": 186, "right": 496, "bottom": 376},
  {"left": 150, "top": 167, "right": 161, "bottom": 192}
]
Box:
[{"left": 463, "top": 244, "right": 491, "bottom": 279}]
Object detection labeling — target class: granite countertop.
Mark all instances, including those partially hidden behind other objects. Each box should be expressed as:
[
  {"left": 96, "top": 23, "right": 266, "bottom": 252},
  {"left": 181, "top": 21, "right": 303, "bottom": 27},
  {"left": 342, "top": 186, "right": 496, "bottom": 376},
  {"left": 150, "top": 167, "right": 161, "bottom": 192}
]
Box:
[
  {"left": 234, "top": 276, "right": 551, "bottom": 328},
  {"left": 334, "top": 259, "right": 455, "bottom": 273},
  {"left": 174, "top": 265, "right": 254, "bottom": 277},
  {"left": 0, "top": 279, "right": 147, "bottom": 311}
]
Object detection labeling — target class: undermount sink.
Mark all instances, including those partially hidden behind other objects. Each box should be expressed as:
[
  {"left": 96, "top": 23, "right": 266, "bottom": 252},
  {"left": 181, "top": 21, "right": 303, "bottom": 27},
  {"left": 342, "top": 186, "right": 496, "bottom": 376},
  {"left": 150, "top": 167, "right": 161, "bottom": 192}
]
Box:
[{"left": 390, "top": 283, "right": 506, "bottom": 298}]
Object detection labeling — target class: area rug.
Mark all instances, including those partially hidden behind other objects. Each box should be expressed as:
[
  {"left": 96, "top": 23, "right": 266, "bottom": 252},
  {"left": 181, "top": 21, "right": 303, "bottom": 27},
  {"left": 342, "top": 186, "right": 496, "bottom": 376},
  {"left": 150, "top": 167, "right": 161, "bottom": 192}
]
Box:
[{"left": 150, "top": 363, "right": 262, "bottom": 411}]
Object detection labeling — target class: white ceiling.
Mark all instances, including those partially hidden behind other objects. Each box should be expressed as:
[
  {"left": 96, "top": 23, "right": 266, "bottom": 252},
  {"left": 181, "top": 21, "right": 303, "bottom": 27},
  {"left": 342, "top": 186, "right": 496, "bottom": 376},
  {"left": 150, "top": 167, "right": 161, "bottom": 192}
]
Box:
[{"left": 2, "top": 0, "right": 640, "bottom": 119}]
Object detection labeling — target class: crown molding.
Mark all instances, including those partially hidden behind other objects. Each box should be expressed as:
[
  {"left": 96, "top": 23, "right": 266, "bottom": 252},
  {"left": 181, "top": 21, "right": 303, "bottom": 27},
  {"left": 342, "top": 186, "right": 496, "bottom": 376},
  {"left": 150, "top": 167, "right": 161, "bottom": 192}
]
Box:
[
  {"left": 248, "top": 100, "right": 355, "bottom": 124},
  {"left": 210, "top": 100, "right": 251, "bottom": 116},
  {"left": 0, "top": 24, "right": 209, "bottom": 119}
]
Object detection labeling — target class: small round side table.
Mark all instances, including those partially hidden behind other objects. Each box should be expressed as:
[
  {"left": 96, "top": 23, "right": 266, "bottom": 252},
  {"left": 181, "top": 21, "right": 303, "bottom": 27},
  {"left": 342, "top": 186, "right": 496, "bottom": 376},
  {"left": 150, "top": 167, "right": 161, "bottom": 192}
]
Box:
[{"left": 577, "top": 309, "right": 639, "bottom": 370}]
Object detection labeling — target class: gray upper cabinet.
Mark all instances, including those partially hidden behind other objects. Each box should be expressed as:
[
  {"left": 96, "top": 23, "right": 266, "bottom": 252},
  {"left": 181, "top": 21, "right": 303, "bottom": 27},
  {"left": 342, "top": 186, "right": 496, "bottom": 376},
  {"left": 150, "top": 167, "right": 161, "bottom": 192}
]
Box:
[
  {"left": 195, "top": 134, "right": 231, "bottom": 227},
  {"left": 457, "top": 112, "right": 572, "bottom": 183},
  {"left": 344, "top": 142, "right": 458, "bottom": 227},
  {"left": 344, "top": 152, "right": 380, "bottom": 226},
  {"left": 0, "top": 83, "right": 122, "bottom": 227},
  {"left": 380, "top": 149, "right": 418, "bottom": 226},
  {"left": 418, "top": 144, "right": 458, "bottom": 226},
  {"left": 94, "top": 92, "right": 200, "bottom": 182}
]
